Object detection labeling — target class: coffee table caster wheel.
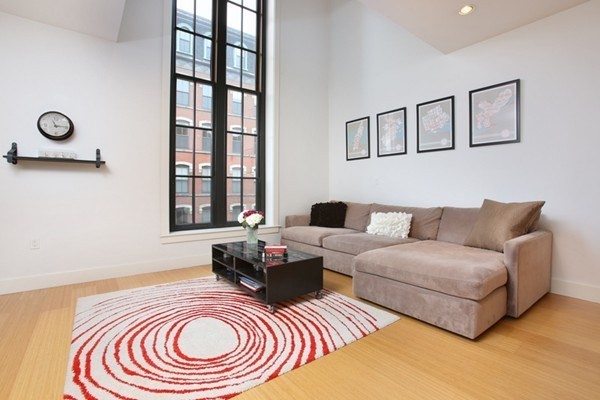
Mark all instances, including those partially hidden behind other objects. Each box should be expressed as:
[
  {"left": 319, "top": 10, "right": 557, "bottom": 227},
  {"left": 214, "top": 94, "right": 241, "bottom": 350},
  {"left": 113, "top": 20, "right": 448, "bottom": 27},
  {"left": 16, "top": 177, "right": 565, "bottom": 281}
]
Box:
[
  {"left": 268, "top": 305, "right": 275, "bottom": 314},
  {"left": 215, "top": 275, "right": 220, "bottom": 281},
  {"left": 315, "top": 290, "right": 322, "bottom": 299}
]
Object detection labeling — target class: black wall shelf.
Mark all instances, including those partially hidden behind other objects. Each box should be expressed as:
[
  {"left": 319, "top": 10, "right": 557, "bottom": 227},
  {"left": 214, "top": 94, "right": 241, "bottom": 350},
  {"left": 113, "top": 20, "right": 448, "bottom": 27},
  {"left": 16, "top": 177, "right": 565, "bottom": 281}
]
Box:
[{"left": 3, "top": 143, "right": 106, "bottom": 168}]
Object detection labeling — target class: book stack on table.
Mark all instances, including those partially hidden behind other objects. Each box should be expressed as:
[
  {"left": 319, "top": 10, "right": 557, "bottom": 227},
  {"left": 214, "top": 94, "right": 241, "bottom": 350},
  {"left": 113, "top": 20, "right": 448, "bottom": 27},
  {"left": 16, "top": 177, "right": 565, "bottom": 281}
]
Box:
[
  {"left": 263, "top": 244, "right": 287, "bottom": 260},
  {"left": 239, "top": 277, "right": 264, "bottom": 292}
]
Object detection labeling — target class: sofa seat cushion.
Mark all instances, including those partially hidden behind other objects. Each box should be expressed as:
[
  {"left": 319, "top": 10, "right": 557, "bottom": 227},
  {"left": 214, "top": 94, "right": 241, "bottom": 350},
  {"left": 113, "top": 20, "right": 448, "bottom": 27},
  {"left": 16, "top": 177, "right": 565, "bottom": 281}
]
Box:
[
  {"left": 281, "top": 226, "right": 360, "bottom": 247},
  {"left": 353, "top": 241, "right": 507, "bottom": 301},
  {"left": 322, "top": 233, "right": 419, "bottom": 256}
]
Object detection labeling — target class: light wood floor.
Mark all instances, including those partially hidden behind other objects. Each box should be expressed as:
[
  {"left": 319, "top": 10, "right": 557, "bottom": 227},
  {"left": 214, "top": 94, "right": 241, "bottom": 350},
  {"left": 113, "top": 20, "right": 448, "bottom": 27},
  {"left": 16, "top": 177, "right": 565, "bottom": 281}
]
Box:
[{"left": 1, "top": 266, "right": 599, "bottom": 400}]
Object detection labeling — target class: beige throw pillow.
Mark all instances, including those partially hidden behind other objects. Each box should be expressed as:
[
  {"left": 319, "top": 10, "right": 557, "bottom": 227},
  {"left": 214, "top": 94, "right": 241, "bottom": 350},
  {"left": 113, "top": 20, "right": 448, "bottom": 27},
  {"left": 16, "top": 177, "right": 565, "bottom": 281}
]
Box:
[{"left": 464, "top": 199, "right": 545, "bottom": 252}]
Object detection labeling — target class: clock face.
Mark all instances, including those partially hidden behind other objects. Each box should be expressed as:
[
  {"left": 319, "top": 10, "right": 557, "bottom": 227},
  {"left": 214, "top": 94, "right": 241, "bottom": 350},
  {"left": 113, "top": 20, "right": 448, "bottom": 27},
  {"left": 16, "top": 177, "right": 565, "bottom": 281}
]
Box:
[{"left": 37, "top": 111, "right": 74, "bottom": 140}]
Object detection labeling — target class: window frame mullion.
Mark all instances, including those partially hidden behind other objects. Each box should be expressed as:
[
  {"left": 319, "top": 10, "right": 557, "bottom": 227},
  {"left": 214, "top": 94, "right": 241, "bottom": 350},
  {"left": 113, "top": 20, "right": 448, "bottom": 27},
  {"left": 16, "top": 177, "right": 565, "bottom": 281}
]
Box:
[{"left": 212, "top": 0, "right": 229, "bottom": 227}]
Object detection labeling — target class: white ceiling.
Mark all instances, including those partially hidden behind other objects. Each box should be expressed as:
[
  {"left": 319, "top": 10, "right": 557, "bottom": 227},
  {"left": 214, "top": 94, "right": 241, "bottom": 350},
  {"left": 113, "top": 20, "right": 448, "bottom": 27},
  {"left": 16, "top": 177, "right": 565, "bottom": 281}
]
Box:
[
  {"left": 0, "top": 0, "right": 126, "bottom": 41},
  {"left": 357, "top": 0, "right": 590, "bottom": 53},
  {"left": 0, "top": 0, "right": 591, "bottom": 50}
]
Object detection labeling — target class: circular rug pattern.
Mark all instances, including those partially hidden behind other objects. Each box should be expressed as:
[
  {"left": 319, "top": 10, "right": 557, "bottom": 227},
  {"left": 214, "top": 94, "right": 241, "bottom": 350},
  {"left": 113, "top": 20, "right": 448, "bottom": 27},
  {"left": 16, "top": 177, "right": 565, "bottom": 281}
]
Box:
[{"left": 64, "top": 277, "right": 398, "bottom": 399}]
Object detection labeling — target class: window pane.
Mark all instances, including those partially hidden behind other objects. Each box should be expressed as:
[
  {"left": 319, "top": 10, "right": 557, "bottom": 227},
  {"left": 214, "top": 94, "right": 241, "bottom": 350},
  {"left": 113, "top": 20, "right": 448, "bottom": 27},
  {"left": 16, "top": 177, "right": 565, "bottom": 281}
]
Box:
[
  {"left": 175, "top": 173, "right": 191, "bottom": 194},
  {"left": 228, "top": 134, "right": 243, "bottom": 155},
  {"left": 243, "top": 180, "right": 256, "bottom": 216},
  {"left": 242, "top": 51, "right": 256, "bottom": 90},
  {"left": 175, "top": 204, "right": 193, "bottom": 225},
  {"left": 242, "top": 9, "right": 256, "bottom": 51},
  {"left": 176, "top": 178, "right": 190, "bottom": 194},
  {"left": 200, "top": 84, "right": 212, "bottom": 114},
  {"left": 202, "top": 36, "right": 212, "bottom": 59},
  {"left": 243, "top": 198, "right": 256, "bottom": 215},
  {"left": 243, "top": 139, "right": 257, "bottom": 177},
  {"left": 229, "top": 164, "right": 242, "bottom": 178},
  {"left": 198, "top": 204, "right": 212, "bottom": 224},
  {"left": 196, "top": 84, "right": 212, "bottom": 126},
  {"left": 228, "top": 201, "right": 242, "bottom": 222},
  {"left": 176, "top": 79, "right": 193, "bottom": 108},
  {"left": 227, "top": 3, "right": 242, "bottom": 45},
  {"left": 195, "top": 176, "right": 211, "bottom": 222},
  {"left": 176, "top": 0, "right": 194, "bottom": 29},
  {"left": 230, "top": 90, "right": 242, "bottom": 116},
  {"left": 176, "top": 165, "right": 189, "bottom": 176},
  {"left": 228, "top": 165, "right": 242, "bottom": 198},
  {"left": 243, "top": 178, "right": 256, "bottom": 196},
  {"left": 175, "top": 126, "right": 192, "bottom": 150},
  {"left": 228, "top": 117, "right": 243, "bottom": 132},
  {"left": 175, "top": 150, "right": 192, "bottom": 172},
  {"left": 195, "top": 128, "right": 212, "bottom": 152},
  {"left": 243, "top": 180, "right": 256, "bottom": 214},
  {"left": 243, "top": 95, "right": 257, "bottom": 133},
  {"left": 226, "top": 45, "right": 242, "bottom": 87},
  {"left": 197, "top": 167, "right": 212, "bottom": 195},
  {"left": 177, "top": 29, "right": 193, "bottom": 53},
  {"left": 195, "top": 0, "right": 212, "bottom": 32},
  {"left": 195, "top": 36, "right": 211, "bottom": 80},
  {"left": 232, "top": 179, "right": 241, "bottom": 194}
]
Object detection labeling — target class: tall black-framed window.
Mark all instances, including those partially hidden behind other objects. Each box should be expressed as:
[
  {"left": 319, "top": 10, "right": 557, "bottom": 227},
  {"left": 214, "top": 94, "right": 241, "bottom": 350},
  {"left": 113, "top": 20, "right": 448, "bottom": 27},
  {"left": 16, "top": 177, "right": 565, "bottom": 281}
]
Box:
[{"left": 170, "top": 0, "right": 265, "bottom": 231}]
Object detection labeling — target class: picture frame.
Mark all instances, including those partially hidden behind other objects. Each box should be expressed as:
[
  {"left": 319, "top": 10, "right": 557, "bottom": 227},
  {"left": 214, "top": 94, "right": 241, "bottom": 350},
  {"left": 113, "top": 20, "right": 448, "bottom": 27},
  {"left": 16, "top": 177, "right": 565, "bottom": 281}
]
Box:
[
  {"left": 416, "top": 96, "right": 455, "bottom": 153},
  {"left": 469, "top": 79, "right": 520, "bottom": 147},
  {"left": 346, "top": 116, "right": 370, "bottom": 161},
  {"left": 377, "top": 107, "right": 407, "bottom": 157}
]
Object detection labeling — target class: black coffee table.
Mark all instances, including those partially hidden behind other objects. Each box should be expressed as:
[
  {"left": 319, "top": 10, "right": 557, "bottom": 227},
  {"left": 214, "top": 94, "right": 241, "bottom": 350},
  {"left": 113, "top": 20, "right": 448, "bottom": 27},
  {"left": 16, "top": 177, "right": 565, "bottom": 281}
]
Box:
[{"left": 212, "top": 241, "right": 323, "bottom": 313}]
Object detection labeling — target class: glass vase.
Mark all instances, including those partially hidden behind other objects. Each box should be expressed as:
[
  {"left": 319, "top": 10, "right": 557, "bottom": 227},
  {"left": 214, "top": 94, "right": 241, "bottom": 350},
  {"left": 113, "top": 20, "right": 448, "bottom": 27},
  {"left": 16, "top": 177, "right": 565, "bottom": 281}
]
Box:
[{"left": 246, "top": 226, "right": 258, "bottom": 245}]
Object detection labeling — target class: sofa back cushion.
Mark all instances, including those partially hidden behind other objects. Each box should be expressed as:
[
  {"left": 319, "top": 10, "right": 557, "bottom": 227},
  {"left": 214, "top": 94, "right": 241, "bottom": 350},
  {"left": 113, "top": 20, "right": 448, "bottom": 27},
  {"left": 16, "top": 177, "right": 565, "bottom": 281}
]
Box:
[
  {"left": 371, "top": 204, "right": 443, "bottom": 240},
  {"left": 343, "top": 202, "right": 373, "bottom": 231},
  {"left": 436, "top": 207, "right": 480, "bottom": 245}
]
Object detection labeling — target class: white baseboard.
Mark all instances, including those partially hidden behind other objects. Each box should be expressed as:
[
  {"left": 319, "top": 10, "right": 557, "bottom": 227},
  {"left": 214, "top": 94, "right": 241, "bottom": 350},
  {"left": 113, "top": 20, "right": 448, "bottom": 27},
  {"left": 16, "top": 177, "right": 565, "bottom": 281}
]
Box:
[
  {"left": 0, "top": 254, "right": 212, "bottom": 295},
  {"left": 551, "top": 278, "right": 600, "bottom": 304}
]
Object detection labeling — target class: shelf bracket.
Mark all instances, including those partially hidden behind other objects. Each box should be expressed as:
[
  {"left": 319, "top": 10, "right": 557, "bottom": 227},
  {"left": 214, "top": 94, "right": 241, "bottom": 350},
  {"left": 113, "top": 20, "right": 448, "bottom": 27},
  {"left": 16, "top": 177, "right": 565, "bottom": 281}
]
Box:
[
  {"left": 96, "top": 149, "right": 102, "bottom": 168},
  {"left": 5, "top": 142, "right": 17, "bottom": 165}
]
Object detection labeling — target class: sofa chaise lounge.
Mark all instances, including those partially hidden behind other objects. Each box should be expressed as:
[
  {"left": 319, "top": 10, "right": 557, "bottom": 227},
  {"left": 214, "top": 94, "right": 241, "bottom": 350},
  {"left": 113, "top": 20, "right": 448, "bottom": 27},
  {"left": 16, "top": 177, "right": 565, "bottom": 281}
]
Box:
[{"left": 281, "top": 201, "right": 553, "bottom": 339}]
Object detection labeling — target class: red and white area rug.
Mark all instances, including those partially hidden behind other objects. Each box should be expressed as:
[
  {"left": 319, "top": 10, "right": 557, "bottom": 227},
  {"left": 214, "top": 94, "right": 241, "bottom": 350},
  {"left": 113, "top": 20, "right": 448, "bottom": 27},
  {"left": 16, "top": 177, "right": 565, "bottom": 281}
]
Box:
[{"left": 63, "top": 277, "right": 398, "bottom": 399}]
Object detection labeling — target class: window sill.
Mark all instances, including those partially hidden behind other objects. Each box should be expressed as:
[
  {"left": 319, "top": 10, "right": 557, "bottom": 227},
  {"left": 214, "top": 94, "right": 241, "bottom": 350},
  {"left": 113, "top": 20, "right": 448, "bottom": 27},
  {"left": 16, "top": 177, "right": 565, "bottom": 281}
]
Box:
[{"left": 160, "top": 225, "right": 281, "bottom": 244}]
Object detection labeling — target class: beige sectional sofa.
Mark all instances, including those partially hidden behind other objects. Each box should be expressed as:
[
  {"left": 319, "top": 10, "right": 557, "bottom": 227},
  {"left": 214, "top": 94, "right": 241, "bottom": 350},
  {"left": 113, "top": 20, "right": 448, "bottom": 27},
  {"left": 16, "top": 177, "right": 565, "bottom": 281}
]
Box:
[{"left": 281, "top": 201, "right": 553, "bottom": 339}]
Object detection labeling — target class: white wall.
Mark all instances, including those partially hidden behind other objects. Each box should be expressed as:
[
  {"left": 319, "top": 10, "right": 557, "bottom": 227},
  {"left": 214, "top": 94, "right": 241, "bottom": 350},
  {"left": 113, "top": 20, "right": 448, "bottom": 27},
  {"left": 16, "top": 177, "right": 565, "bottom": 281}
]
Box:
[
  {"left": 277, "top": 0, "right": 331, "bottom": 218},
  {"left": 0, "top": 10, "right": 202, "bottom": 291},
  {"left": 327, "top": 0, "right": 600, "bottom": 302}
]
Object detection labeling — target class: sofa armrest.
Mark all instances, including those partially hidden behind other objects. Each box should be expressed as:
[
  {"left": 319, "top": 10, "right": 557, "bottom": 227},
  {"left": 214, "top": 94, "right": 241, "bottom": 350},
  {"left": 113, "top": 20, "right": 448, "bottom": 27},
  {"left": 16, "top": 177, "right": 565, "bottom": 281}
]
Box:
[
  {"left": 504, "top": 230, "right": 553, "bottom": 318},
  {"left": 285, "top": 214, "right": 310, "bottom": 228}
]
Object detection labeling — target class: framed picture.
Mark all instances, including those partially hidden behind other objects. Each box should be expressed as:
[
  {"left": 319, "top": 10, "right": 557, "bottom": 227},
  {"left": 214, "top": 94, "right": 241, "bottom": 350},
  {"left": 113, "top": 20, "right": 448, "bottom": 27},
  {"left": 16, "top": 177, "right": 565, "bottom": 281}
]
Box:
[
  {"left": 377, "top": 107, "right": 407, "bottom": 157},
  {"left": 417, "top": 96, "right": 455, "bottom": 153},
  {"left": 469, "top": 79, "right": 520, "bottom": 147},
  {"left": 346, "top": 117, "right": 370, "bottom": 161}
]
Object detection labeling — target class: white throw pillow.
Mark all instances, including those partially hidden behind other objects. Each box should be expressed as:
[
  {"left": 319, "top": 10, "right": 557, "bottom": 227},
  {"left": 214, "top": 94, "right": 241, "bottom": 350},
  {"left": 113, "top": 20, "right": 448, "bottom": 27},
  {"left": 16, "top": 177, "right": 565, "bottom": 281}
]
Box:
[{"left": 366, "top": 212, "right": 412, "bottom": 239}]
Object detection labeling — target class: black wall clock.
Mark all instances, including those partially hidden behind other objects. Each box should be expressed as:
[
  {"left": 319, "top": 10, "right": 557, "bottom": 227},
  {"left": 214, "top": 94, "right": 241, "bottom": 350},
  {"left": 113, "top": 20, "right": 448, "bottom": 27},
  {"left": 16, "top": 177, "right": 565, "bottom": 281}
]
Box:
[{"left": 37, "top": 111, "right": 74, "bottom": 141}]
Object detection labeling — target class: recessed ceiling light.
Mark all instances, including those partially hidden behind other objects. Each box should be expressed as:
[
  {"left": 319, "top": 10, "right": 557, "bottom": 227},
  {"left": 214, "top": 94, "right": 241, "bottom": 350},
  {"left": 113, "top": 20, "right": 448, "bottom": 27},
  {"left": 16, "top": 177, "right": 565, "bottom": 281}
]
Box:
[{"left": 459, "top": 5, "right": 475, "bottom": 16}]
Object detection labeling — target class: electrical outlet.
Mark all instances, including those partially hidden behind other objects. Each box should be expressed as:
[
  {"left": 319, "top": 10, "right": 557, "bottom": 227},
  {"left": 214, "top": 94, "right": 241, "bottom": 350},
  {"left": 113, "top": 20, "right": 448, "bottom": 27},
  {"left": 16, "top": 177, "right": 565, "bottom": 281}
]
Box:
[{"left": 30, "top": 239, "right": 40, "bottom": 250}]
